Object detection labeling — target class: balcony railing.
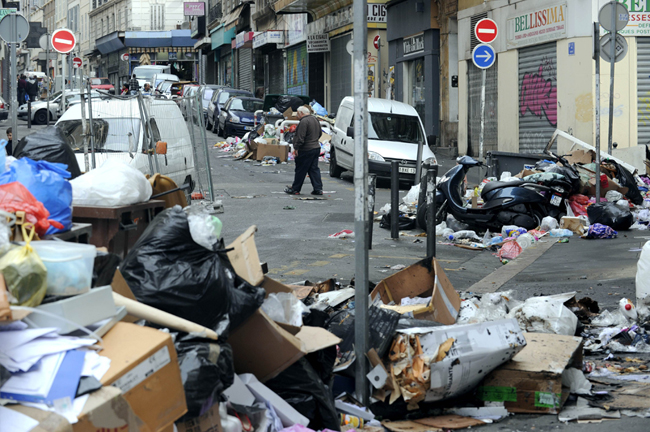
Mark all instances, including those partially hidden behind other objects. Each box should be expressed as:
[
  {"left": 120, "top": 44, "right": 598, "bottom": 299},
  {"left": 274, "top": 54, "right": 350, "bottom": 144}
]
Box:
[{"left": 208, "top": 2, "right": 222, "bottom": 26}]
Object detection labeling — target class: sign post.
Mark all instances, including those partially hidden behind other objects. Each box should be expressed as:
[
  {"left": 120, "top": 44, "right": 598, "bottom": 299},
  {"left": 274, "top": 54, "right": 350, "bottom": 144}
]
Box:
[
  {"left": 374, "top": 34, "right": 381, "bottom": 98},
  {"left": 51, "top": 28, "right": 76, "bottom": 129},
  {"left": 0, "top": 12, "right": 29, "bottom": 143},
  {"left": 472, "top": 18, "right": 497, "bottom": 161},
  {"left": 39, "top": 33, "right": 51, "bottom": 126}
]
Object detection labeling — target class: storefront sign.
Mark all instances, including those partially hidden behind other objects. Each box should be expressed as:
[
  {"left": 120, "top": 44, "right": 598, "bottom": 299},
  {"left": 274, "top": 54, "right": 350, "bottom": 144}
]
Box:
[
  {"left": 603, "top": 0, "right": 650, "bottom": 36},
  {"left": 403, "top": 33, "right": 424, "bottom": 56},
  {"left": 287, "top": 13, "right": 308, "bottom": 47},
  {"left": 367, "top": 3, "right": 386, "bottom": 23},
  {"left": 169, "top": 52, "right": 177, "bottom": 60},
  {"left": 236, "top": 31, "right": 245, "bottom": 49},
  {"left": 307, "top": 34, "right": 330, "bottom": 53},
  {"left": 253, "top": 30, "right": 283, "bottom": 49},
  {"left": 183, "top": 2, "right": 205, "bottom": 17},
  {"left": 306, "top": 5, "right": 353, "bottom": 36},
  {"left": 506, "top": 2, "right": 567, "bottom": 48}
]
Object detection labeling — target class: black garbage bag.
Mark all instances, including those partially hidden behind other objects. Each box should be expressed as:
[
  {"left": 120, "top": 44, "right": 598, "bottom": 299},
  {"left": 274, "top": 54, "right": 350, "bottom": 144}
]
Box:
[
  {"left": 265, "top": 358, "right": 340, "bottom": 431},
  {"left": 13, "top": 126, "right": 82, "bottom": 178},
  {"left": 547, "top": 165, "right": 581, "bottom": 194},
  {"left": 175, "top": 335, "right": 235, "bottom": 419},
  {"left": 120, "top": 207, "right": 234, "bottom": 334},
  {"left": 587, "top": 202, "right": 634, "bottom": 231},
  {"left": 380, "top": 213, "right": 417, "bottom": 230},
  {"left": 229, "top": 276, "right": 265, "bottom": 331},
  {"left": 92, "top": 252, "right": 121, "bottom": 287},
  {"left": 275, "top": 96, "right": 306, "bottom": 113},
  {"left": 607, "top": 159, "right": 644, "bottom": 205}
]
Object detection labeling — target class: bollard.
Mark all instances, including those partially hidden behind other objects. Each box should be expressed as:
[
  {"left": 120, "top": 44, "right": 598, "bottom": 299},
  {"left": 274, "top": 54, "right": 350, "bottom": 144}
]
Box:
[
  {"left": 367, "top": 174, "right": 377, "bottom": 250},
  {"left": 425, "top": 163, "right": 439, "bottom": 258},
  {"left": 27, "top": 100, "right": 31, "bottom": 129},
  {"left": 390, "top": 160, "right": 399, "bottom": 239}
]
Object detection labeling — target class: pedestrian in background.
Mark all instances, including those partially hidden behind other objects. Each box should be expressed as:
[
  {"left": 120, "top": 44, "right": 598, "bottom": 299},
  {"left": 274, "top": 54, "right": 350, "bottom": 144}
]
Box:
[
  {"left": 129, "top": 74, "right": 139, "bottom": 94},
  {"left": 121, "top": 84, "right": 129, "bottom": 95},
  {"left": 5, "top": 127, "right": 12, "bottom": 156},
  {"left": 17, "top": 75, "right": 27, "bottom": 106},
  {"left": 284, "top": 106, "right": 323, "bottom": 195}
]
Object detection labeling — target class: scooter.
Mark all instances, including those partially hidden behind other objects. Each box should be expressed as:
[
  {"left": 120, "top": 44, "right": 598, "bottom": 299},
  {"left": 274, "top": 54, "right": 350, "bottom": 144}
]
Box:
[{"left": 417, "top": 156, "right": 551, "bottom": 231}]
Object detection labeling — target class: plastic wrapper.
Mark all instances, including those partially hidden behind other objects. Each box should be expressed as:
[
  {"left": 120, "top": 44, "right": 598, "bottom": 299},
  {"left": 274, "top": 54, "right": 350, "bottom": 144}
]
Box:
[
  {"left": 265, "top": 358, "right": 340, "bottom": 431},
  {"left": 0, "top": 226, "right": 47, "bottom": 307},
  {"left": 402, "top": 184, "right": 420, "bottom": 205},
  {"left": 0, "top": 158, "right": 72, "bottom": 235},
  {"left": 609, "top": 159, "right": 644, "bottom": 205},
  {"left": 71, "top": 159, "right": 152, "bottom": 207},
  {"left": 637, "top": 241, "right": 650, "bottom": 317},
  {"left": 175, "top": 335, "right": 235, "bottom": 419},
  {"left": 121, "top": 206, "right": 234, "bottom": 334},
  {"left": 586, "top": 223, "right": 618, "bottom": 239},
  {"left": 186, "top": 206, "right": 223, "bottom": 251},
  {"left": 508, "top": 294, "right": 578, "bottom": 336},
  {"left": 569, "top": 194, "right": 589, "bottom": 216},
  {"left": 262, "top": 292, "right": 310, "bottom": 327},
  {"left": 457, "top": 291, "right": 521, "bottom": 325},
  {"left": 540, "top": 216, "right": 559, "bottom": 232},
  {"left": 379, "top": 213, "right": 416, "bottom": 230},
  {"left": 587, "top": 202, "right": 634, "bottom": 231},
  {"left": 605, "top": 190, "right": 624, "bottom": 202},
  {"left": 13, "top": 126, "right": 82, "bottom": 179},
  {"left": 497, "top": 240, "right": 522, "bottom": 261},
  {"left": 0, "top": 182, "right": 62, "bottom": 236}
]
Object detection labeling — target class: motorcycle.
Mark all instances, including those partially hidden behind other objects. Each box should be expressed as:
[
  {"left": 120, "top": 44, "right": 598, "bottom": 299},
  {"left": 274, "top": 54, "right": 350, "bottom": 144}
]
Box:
[{"left": 416, "top": 154, "right": 575, "bottom": 231}]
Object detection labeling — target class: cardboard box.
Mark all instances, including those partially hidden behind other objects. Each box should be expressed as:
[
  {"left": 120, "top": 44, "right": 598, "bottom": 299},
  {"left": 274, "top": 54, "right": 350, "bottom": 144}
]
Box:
[
  {"left": 254, "top": 143, "right": 289, "bottom": 162},
  {"left": 564, "top": 149, "right": 595, "bottom": 165},
  {"left": 226, "top": 227, "right": 341, "bottom": 382},
  {"left": 283, "top": 107, "right": 295, "bottom": 119},
  {"left": 176, "top": 401, "right": 223, "bottom": 432},
  {"left": 515, "top": 169, "right": 541, "bottom": 179},
  {"left": 371, "top": 258, "right": 461, "bottom": 325},
  {"left": 100, "top": 322, "right": 187, "bottom": 431},
  {"left": 477, "top": 332, "right": 583, "bottom": 414}
]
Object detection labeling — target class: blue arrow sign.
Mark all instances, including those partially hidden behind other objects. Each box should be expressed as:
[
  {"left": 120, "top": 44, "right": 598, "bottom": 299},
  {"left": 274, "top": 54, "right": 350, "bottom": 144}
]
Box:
[{"left": 472, "top": 43, "right": 496, "bottom": 69}]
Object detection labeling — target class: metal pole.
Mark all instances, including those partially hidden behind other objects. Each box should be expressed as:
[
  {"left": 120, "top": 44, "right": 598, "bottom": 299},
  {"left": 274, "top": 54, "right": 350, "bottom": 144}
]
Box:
[
  {"left": 61, "top": 53, "right": 66, "bottom": 121},
  {"left": 197, "top": 87, "right": 214, "bottom": 201},
  {"left": 367, "top": 174, "right": 376, "bottom": 250},
  {"left": 353, "top": 0, "right": 369, "bottom": 406},
  {"left": 415, "top": 133, "right": 423, "bottom": 184},
  {"left": 46, "top": 33, "right": 49, "bottom": 127},
  {"left": 10, "top": 40, "right": 17, "bottom": 143},
  {"left": 87, "top": 79, "right": 96, "bottom": 169},
  {"left": 607, "top": 1, "right": 616, "bottom": 156},
  {"left": 595, "top": 23, "right": 602, "bottom": 202},
  {"left": 376, "top": 34, "right": 381, "bottom": 98},
  {"left": 79, "top": 63, "right": 89, "bottom": 172},
  {"left": 479, "top": 68, "right": 486, "bottom": 159},
  {"left": 68, "top": 53, "right": 73, "bottom": 91},
  {"left": 426, "top": 164, "right": 438, "bottom": 258},
  {"left": 27, "top": 99, "right": 31, "bottom": 128},
  {"left": 390, "top": 160, "right": 399, "bottom": 239}
]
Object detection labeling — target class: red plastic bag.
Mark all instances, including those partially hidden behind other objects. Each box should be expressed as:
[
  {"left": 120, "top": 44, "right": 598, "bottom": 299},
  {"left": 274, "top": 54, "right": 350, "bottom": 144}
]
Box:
[
  {"left": 569, "top": 194, "right": 589, "bottom": 216},
  {"left": 497, "top": 240, "right": 522, "bottom": 261},
  {"left": 288, "top": 124, "right": 297, "bottom": 133},
  {"left": 0, "top": 182, "right": 63, "bottom": 236}
]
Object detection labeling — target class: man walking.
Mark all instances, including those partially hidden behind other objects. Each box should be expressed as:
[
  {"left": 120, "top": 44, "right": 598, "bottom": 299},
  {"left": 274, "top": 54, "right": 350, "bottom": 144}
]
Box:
[
  {"left": 284, "top": 106, "right": 323, "bottom": 195},
  {"left": 129, "top": 73, "right": 139, "bottom": 94}
]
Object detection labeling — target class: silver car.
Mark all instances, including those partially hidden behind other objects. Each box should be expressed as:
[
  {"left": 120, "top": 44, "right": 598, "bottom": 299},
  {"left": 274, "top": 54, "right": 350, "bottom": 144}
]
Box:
[{"left": 17, "top": 90, "right": 100, "bottom": 124}]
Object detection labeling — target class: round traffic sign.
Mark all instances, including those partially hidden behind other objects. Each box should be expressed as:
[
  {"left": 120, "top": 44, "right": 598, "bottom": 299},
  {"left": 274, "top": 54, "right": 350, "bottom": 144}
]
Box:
[
  {"left": 121, "top": 53, "right": 129, "bottom": 61},
  {"left": 599, "top": 2, "right": 629, "bottom": 33},
  {"left": 0, "top": 13, "right": 29, "bottom": 44},
  {"left": 73, "top": 57, "right": 82, "bottom": 68},
  {"left": 474, "top": 18, "right": 498, "bottom": 44},
  {"left": 51, "top": 28, "right": 76, "bottom": 54},
  {"left": 600, "top": 33, "right": 628, "bottom": 63},
  {"left": 373, "top": 35, "right": 380, "bottom": 50},
  {"left": 472, "top": 43, "right": 496, "bottom": 69},
  {"left": 38, "top": 33, "right": 49, "bottom": 50}
]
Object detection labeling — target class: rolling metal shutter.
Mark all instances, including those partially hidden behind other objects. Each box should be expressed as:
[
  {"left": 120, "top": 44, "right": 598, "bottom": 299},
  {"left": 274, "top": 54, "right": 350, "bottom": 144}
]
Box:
[
  {"left": 330, "top": 33, "right": 352, "bottom": 115},
  {"left": 518, "top": 42, "right": 557, "bottom": 153},
  {"left": 268, "top": 50, "right": 284, "bottom": 94},
  {"left": 467, "top": 61, "right": 498, "bottom": 158},
  {"left": 638, "top": 38, "right": 650, "bottom": 144},
  {"left": 238, "top": 48, "right": 253, "bottom": 92}
]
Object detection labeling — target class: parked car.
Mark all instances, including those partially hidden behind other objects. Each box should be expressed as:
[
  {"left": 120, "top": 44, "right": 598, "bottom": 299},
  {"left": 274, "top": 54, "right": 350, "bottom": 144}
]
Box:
[
  {"left": 216, "top": 96, "right": 263, "bottom": 138},
  {"left": 200, "top": 85, "right": 225, "bottom": 126},
  {"left": 329, "top": 97, "right": 437, "bottom": 183},
  {"left": 170, "top": 81, "right": 198, "bottom": 98},
  {"left": 0, "top": 96, "right": 7, "bottom": 121},
  {"left": 152, "top": 73, "right": 179, "bottom": 91},
  {"left": 90, "top": 78, "right": 115, "bottom": 94},
  {"left": 18, "top": 90, "right": 101, "bottom": 124},
  {"left": 155, "top": 80, "right": 175, "bottom": 98},
  {"left": 206, "top": 88, "right": 253, "bottom": 131},
  {"left": 180, "top": 85, "right": 201, "bottom": 122},
  {"left": 133, "top": 65, "right": 171, "bottom": 89},
  {"left": 56, "top": 97, "right": 194, "bottom": 186}
]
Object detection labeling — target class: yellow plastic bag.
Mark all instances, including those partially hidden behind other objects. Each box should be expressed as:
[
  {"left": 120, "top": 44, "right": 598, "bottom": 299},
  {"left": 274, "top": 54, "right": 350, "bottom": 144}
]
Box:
[{"left": 0, "top": 224, "right": 47, "bottom": 307}]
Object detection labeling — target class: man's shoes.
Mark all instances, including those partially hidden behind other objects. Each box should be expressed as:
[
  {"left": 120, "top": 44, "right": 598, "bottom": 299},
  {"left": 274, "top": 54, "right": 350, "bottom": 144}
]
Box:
[
  {"left": 311, "top": 190, "right": 323, "bottom": 196},
  {"left": 284, "top": 187, "right": 300, "bottom": 195}
]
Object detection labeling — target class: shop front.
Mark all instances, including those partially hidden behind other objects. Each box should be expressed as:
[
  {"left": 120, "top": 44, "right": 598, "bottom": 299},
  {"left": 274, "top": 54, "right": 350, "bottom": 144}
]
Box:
[
  {"left": 211, "top": 24, "right": 236, "bottom": 86},
  {"left": 253, "top": 30, "right": 285, "bottom": 95},
  {"left": 233, "top": 31, "right": 255, "bottom": 93}
]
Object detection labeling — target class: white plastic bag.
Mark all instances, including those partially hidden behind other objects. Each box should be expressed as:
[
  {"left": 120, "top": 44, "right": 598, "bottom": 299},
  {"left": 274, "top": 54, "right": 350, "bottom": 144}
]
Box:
[
  {"left": 540, "top": 216, "right": 559, "bottom": 232},
  {"left": 402, "top": 184, "right": 420, "bottom": 205},
  {"left": 508, "top": 293, "right": 578, "bottom": 336},
  {"left": 261, "top": 292, "right": 310, "bottom": 327},
  {"left": 636, "top": 240, "right": 650, "bottom": 318},
  {"left": 186, "top": 205, "right": 223, "bottom": 251},
  {"left": 70, "top": 159, "right": 152, "bottom": 206}
]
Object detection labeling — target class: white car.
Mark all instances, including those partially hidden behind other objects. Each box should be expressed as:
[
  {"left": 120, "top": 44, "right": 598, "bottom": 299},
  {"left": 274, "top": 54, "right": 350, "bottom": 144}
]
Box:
[
  {"left": 329, "top": 97, "right": 437, "bottom": 183},
  {"left": 56, "top": 97, "right": 194, "bottom": 187},
  {"left": 18, "top": 90, "right": 101, "bottom": 124}
]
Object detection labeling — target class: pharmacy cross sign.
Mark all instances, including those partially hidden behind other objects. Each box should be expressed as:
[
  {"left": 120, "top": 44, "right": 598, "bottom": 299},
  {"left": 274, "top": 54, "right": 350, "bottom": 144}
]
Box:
[{"left": 474, "top": 18, "right": 498, "bottom": 44}]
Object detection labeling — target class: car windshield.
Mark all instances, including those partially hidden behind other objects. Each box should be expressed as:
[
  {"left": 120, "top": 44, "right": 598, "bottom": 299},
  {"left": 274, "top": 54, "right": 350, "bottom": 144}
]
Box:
[
  {"left": 367, "top": 112, "right": 424, "bottom": 144},
  {"left": 59, "top": 118, "right": 142, "bottom": 153},
  {"left": 203, "top": 89, "right": 214, "bottom": 101},
  {"left": 229, "top": 99, "right": 263, "bottom": 112},
  {"left": 46, "top": 91, "right": 62, "bottom": 102},
  {"left": 91, "top": 78, "right": 111, "bottom": 85}
]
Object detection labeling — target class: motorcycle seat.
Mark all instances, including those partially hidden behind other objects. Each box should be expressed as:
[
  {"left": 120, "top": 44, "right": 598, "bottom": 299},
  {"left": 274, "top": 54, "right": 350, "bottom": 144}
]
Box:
[{"left": 481, "top": 179, "right": 525, "bottom": 198}]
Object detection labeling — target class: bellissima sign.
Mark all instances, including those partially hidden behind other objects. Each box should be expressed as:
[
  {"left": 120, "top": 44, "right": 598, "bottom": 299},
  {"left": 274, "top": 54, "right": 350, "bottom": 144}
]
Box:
[{"left": 507, "top": 3, "right": 567, "bottom": 48}]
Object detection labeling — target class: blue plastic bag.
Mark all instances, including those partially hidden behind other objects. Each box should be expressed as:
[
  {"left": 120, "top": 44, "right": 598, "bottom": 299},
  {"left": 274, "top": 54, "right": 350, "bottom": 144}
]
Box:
[
  {"left": 311, "top": 100, "right": 328, "bottom": 116},
  {"left": 0, "top": 139, "right": 8, "bottom": 174},
  {"left": 586, "top": 223, "right": 618, "bottom": 239},
  {"left": 0, "top": 158, "right": 72, "bottom": 235}
]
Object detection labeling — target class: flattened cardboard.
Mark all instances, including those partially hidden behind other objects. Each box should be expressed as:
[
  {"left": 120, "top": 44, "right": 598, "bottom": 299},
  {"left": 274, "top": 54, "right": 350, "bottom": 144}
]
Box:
[
  {"left": 565, "top": 149, "right": 595, "bottom": 165},
  {"left": 371, "top": 258, "right": 461, "bottom": 325},
  {"left": 255, "top": 143, "right": 289, "bottom": 162},
  {"left": 477, "top": 332, "right": 583, "bottom": 414},
  {"left": 227, "top": 226, "right": 264, "bottom": 287},
  {"left": 283, "top": 107, "right": 295, "bottom": 119},
  {"left": 415, "top": 416, "right": 485, "bottom": 430},
  {"left": 382, "top": 420, "right": 442, "bottom": 432},
  {"left": 74, "top": 386, "right": 145, "bottom": 432},
  {"left": 319, "top": 132, "right": 331, "bottom": 143},
  {"left": 7, "top": 405, "right": 72, "bottom": 432},
  {"left": 176, "top": 401, "right": 223, "bottom": 432},
  {"left": 100, "top": 322, "right": 187, "bottom": 431}
]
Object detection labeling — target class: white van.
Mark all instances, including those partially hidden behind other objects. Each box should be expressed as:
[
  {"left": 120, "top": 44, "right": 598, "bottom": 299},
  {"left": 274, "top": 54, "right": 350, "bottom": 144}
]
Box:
[
  {"left": 56, "top": 97, "right": 194, "bottom": 187},
  {"left": 330, "top": 97, "right": 437, "bottom": 183},
  {"left": 133, "top": 65, "right": 171, "bottom": 89}
]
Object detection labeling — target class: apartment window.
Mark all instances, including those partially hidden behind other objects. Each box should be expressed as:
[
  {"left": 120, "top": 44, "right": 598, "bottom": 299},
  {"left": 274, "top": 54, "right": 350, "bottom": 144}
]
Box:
[
  {"left": 150, "top": 4, "right": 164, "bottom": 31},
  {"left": 125, "top": 8, "right": 129, "bottom": 30},
  {"left": 101, "top": 18, "right": 104, "bottom": 36}
]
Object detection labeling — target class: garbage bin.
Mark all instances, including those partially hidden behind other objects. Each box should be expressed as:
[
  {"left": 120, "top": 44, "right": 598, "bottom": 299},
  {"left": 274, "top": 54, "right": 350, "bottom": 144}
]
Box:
[{"left": 486, "top": 151, "right": 546, "bottom": 179}]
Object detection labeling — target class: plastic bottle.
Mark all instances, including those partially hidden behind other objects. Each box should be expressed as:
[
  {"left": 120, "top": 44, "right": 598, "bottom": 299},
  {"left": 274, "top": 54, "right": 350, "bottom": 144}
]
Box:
[
  {"left": 440, "top": 228, "right": 455, "bottom": 238},
  {"left": 220, "top": 403, "right": 243, "bottom": 432},
  {"left": 448, "top": 230, "right": 480, "bottom": 241},
  {"left": 516, "top": 233, "right": 534, "bottom": 250},
  {"left": 549, "top": 229, "right": 574, "bottom": 237},
  {"left": 636, "top": 240, "right": 650, "bottom": 307},
  {"left": 619, "top": 298, "right": 638, "bottom": 322}
]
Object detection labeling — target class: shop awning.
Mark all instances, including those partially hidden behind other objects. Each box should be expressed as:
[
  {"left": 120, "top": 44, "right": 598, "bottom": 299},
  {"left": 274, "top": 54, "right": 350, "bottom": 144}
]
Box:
[
  {"left": 211, "top": 24, "right": 236, "bottom": 50},
  {"left": 273, "top": 0, "right": 351, "bottom": 20},
  {"left": 171, "top": 29, "right": 195, "bottom": 47},
  {"left": 125, "top": 31, "right": 172, "bottom": 48},
  {"left": 96, "top": 32, "right": 125, "bottom": 55},
  {"left": 223, "top": 4, "right": 245, "bottom": 30}
]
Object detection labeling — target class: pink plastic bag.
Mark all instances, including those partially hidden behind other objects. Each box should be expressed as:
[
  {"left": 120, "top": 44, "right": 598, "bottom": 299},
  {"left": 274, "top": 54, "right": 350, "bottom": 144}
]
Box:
[{"left": 497, "top": 240, "right": 522, "bottom": 261}]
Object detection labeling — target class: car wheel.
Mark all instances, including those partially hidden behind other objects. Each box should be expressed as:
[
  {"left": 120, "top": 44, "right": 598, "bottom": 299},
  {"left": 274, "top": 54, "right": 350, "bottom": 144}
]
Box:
[
  {"left": 329, "top": 148, "right": 343, "bottom": 178},
  {"left": 34, "top": 109, "right": 47, "bottom": 125}
]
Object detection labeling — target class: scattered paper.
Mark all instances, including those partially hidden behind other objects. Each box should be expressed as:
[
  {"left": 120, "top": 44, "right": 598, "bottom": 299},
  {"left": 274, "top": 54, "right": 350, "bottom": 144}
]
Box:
[{"left": 0, "top": 405, "right": 40, "bottom": 432}]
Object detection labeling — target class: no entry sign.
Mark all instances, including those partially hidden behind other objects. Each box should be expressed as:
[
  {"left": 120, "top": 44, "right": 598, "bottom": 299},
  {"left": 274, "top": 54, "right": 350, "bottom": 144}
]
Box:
[
  {"left": 51, "top": 28, "right": 76, "bottom": 54},
  {"left": 73, "top": 56, "right": 82, "bottom": 68},
  {"left": 474, "top": 18, "right": 498, "bottom": 44}
]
